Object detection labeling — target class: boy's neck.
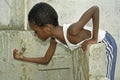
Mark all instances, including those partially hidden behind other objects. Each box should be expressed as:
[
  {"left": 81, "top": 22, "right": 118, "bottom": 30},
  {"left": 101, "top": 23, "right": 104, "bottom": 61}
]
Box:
[{"left": 52, "top": 26, "right": 65, "bottom": 44}]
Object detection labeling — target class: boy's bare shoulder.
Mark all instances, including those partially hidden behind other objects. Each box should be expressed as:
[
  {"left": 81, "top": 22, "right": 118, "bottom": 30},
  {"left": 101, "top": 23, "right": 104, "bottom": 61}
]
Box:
[
  {"left": 67, "top": 23, "right": 75, "bottom": 35},
  {"left": 68, "top": 22, "right": 83, "bottom": 36}
]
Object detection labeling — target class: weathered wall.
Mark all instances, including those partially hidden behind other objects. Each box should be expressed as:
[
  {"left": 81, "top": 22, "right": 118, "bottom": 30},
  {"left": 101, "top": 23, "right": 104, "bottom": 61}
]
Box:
[
  {"left": 0, "top": 31, "right": 108, "bottom": 80},
  {"left": 27, "top": 1, "right": 120, "bottom": 80},
  {"left": 0, "top": 31, "right": 73, "bottom": 80},
  {"left": 0, "top": 0, "right": 120, "bottom": 80},
  {"left": 0, "top": 0, "right": 25, "bottom": 29}
]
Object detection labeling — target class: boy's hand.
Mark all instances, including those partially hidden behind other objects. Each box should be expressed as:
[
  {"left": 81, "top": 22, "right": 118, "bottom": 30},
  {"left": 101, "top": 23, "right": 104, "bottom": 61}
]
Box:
[
  {"left": 86, "top": 38, "right": 97, "bottom": 44},
  {"left": 81, "top": 39, "right": 97, "bottom": 53},
  {"left": 13, "top": 49, "right": 24, "bottom": 60}
]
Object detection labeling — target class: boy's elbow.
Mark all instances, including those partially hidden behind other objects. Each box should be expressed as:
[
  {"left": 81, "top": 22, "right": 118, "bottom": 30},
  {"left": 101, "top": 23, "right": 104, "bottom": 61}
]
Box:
[
  {"left": 39, "top": 58, "right": 50, "bottom": 65},
  {"left": 92, "top": 5, "right": 99, "bottom": 10},
  {"left": 43, "top": 60, "right": 50, "bottom": 65}
]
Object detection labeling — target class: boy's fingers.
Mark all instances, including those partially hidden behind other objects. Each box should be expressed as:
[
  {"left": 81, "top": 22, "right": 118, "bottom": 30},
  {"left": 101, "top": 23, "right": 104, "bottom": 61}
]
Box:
[{"left": 13, "top": 49, "right": 18, "bottom": 52}]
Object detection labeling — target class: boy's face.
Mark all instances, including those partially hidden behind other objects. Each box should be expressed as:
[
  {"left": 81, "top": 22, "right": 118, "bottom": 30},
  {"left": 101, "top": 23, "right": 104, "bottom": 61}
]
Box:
[{"left": 29, "top": 22, "right": 51, "bottom": 41}]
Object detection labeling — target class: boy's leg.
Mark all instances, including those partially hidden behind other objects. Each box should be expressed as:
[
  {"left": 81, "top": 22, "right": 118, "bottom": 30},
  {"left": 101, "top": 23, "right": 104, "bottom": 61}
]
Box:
[
  {"left": 102, "top": 32, "right": 117, "bottom": 80},
  {"left": 110, "top": 45, "right": 117, "bottom": 80},
  {"left": 107, "top": 33, "right": 117, "bottom": 80}
]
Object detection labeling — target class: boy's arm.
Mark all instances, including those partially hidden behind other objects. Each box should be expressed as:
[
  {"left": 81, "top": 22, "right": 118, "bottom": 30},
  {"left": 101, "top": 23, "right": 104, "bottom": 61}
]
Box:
[
  {"left": 70, "top": 6, "right": 99, "bottom": 41},
  {"left": 13, "top": 38, "right": 57, "bottom": 65}
]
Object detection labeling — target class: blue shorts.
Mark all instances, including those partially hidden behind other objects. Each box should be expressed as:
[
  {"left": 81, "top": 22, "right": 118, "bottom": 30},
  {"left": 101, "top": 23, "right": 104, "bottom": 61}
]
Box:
[{"left": 101, "top": 32, "right": 117, "bottom": 80}]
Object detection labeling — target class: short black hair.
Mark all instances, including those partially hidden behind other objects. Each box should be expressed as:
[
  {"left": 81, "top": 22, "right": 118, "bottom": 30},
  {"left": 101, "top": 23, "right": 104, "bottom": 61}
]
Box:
[{"left": 28, "top": 2, "right": 59, "bottom": 27}]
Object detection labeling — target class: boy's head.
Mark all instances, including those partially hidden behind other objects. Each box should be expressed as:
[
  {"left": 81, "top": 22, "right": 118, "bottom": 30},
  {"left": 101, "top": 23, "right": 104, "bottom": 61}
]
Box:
[
  {"left": 28, "top": 2, "right": 59, "bottom": 27},
  {"left": 28, "top": 2, "right": 59, "bottom": 41}
]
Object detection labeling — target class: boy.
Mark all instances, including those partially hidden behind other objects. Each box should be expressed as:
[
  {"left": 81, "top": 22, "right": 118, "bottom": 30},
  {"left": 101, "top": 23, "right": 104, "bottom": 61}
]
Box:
[{"left": 13, "top": 2, "right": 117, "bottom": 80}]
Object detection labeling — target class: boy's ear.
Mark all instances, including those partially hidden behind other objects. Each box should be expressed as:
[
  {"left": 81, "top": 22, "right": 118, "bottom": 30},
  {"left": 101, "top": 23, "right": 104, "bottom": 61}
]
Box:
[{"left": 44, "top": 24, "right": 53, "bottom": 32}]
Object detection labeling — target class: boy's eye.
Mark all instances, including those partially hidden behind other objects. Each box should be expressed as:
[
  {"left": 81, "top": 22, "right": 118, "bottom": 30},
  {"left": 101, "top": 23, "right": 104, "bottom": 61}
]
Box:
[
  {"left": 35, "top": 31, "right": 37, "bottom": 33},
  {"left": 35, "top": 31, "right": 38, "bottom": 35},
  {"left": 34, "top": 30, "right": 38, "bottom": 33}
]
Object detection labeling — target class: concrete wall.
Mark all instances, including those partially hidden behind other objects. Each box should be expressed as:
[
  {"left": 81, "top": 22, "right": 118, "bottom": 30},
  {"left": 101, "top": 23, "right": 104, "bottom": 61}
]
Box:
[
  {"left": 0, "top": 31, "right": 73, "bottom": 80},
  {"left": 0, "top": 0, "right": 120, "bottom": 80},
  {"left": 0, "top": 0, "right": 25, "bottom": 29},
  {"left": 0, "top": 30, "right": 108, "bottom": 80}
]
